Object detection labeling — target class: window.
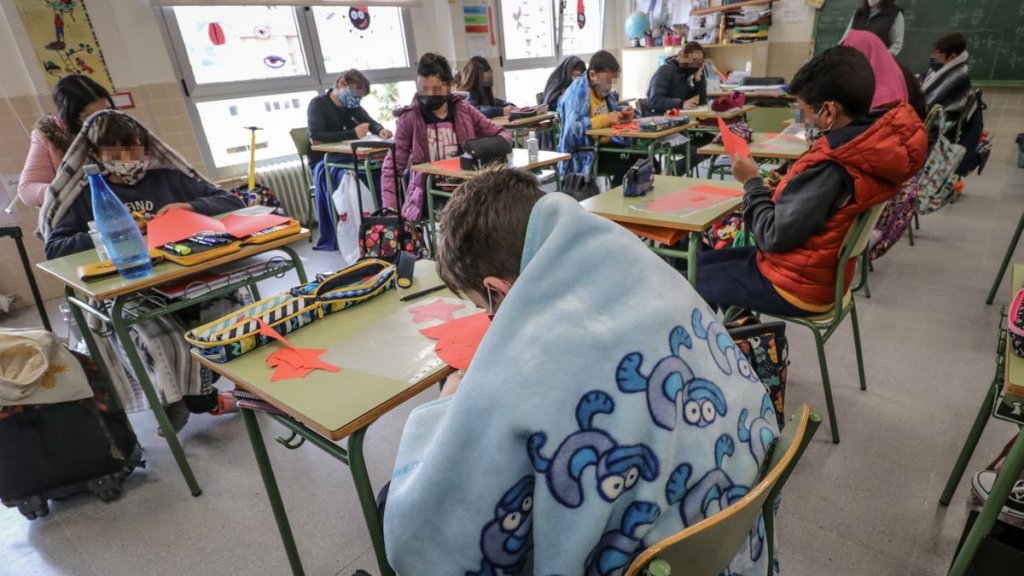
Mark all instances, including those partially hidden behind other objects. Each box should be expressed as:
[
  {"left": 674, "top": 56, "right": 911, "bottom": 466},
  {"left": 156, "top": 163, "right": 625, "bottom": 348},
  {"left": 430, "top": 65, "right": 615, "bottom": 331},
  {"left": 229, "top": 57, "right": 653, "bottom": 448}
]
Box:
[
  {"left": 497, "top": 1, "right": 604, "bottom": 107},
  {"left": 161, "top": 5, "right": 417, "bottom": 176},
  {"left": 172, "top": 6, "right": 307, "bottom": 84},
  {"left": 313, "top": 6, "right": 410, "bottom": 74}
]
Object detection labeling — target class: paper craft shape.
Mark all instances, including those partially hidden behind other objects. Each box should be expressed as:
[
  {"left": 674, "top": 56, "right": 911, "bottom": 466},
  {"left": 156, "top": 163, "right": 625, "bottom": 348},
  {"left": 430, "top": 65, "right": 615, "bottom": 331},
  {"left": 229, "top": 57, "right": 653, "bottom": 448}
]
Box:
[
  {"left": 407, "top": 298, "right": 465, "bottom": 323},
  {"left": 254, "top": 318, "right": 340, "bottom": 381},
  {"left": 220, "top": 213, "right": 291, "bottom": 239},
  {"left": 420, "top": 312, "right": 491, "bottom": 371},
  {"left": 146, "top": 209, "right": 290, "bottom": 249},
  {"left": 639, "top": 185, "right": 741, "bottom": 214},
  {"left": 718, "top": 117, "right": 751, "bottom": 158},
  {"left": 621, "top": 223, "right": 687, "bottom": 246},
  {"left": 433, "top": 158, "right": 463, "bottom": 172}
]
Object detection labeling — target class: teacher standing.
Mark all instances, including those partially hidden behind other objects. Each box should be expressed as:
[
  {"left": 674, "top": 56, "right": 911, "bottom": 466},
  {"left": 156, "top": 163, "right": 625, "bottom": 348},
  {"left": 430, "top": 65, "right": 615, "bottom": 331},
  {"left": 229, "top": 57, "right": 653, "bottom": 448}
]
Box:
[{"left": 843, "top": 0, "right": 904, "bottom": 56}]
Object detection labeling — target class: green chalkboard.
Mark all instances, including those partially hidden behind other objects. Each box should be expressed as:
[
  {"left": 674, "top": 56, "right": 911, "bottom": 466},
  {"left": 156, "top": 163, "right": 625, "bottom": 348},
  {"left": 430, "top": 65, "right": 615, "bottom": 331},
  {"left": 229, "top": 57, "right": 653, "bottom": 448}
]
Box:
[{"left": 813, "top": 0, "right": 1024, "bottom": 84}]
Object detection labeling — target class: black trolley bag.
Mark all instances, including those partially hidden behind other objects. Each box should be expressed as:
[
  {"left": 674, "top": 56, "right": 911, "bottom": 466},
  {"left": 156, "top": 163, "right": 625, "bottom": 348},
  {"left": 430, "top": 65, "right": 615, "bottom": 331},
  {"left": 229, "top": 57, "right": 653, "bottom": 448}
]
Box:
[{"left": 0, "top": 226, "right": 143, "bottom": 520}]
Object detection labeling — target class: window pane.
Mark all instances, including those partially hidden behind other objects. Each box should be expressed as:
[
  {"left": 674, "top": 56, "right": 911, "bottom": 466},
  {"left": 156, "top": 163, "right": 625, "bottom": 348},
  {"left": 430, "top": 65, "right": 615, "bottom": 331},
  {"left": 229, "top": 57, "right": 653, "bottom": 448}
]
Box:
[
  {"left": 313, "top": 6, "right": 410, "bottom": 73},
  {"left": 502, "top": 68, "right": 553, "bottom": 109},
  {"left": 561, "top": 0, "right": 603, "bottom": 56},
  {"left": 361, "top": 81, "right": 418, "bottom": 127},
  {"left": 500, "top": 0, "right": 554, "bottom": 60},
  {"left": 195, "top": 91, "right": 317, "bottom": 168},
  {"left": 173, "top": 6, "right": 307, "bottom": 84}
]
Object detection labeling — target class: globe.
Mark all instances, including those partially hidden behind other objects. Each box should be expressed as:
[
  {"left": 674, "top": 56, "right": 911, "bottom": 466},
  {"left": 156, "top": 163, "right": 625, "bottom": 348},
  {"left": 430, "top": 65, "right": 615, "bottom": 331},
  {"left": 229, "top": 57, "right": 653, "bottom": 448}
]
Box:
[{"left": 624, "top": 11, "right": 650, "bottom": 40}]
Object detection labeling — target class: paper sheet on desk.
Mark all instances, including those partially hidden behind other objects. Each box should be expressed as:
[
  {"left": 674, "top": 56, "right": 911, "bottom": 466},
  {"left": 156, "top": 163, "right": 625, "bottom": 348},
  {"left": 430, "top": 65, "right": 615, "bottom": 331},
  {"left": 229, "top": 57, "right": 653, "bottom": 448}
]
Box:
[
  {"left": 320, "top": 297, "right": 477, "bottom": 384},
  {"left": 630, "top": 185, "right": 741, "bottom": 217}
]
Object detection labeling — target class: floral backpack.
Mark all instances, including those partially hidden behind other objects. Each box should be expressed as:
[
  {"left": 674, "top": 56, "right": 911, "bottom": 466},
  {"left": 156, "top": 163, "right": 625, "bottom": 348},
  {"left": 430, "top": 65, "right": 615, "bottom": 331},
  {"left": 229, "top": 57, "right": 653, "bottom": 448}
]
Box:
[{"left": 869, "top": 178, "right": 920, "bottom": 261}]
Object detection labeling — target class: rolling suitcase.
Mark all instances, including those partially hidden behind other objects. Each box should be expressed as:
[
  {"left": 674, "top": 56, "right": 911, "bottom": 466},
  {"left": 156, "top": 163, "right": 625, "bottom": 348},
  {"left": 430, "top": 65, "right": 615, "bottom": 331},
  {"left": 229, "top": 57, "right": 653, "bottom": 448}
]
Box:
[{"left": 0, "top": 226, "right": 144, "bottom": 520}]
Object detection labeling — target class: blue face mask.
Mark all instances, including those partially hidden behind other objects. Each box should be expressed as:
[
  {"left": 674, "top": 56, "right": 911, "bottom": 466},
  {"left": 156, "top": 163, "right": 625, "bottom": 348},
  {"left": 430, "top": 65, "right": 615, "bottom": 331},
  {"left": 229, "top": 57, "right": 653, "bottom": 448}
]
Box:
[{"left": 339, "top": 90, "right": 361, "bottom": 109}]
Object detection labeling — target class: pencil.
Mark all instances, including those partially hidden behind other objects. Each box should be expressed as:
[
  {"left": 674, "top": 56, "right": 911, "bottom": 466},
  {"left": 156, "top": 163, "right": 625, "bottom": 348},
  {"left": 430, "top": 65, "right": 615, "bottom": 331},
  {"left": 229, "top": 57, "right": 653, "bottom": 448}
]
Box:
[{"left": 399, "top": 284, "right": 446, "bottom": 302}]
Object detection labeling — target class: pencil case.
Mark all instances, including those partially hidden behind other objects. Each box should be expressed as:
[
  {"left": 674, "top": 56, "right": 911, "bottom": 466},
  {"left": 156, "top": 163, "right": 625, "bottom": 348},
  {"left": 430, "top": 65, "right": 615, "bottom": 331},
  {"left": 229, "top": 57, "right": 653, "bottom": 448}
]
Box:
[
  {"left": 289, "top": 258, "right": 396, "bottom": 318},
  {"left": 241, "top": 219, "right": 302, "bottom": 245},
  {"left": 160, "top": 240, "right": 241, "bottom": 266},
  {"left": 77, "top": 250, "right": 166, "bottom": 282},
  {"left": 1009, "top": 288, "right": 1024, "bottom": 357},
  {"left": 184, "top": 292, "right": 318, "bottom": 363}
]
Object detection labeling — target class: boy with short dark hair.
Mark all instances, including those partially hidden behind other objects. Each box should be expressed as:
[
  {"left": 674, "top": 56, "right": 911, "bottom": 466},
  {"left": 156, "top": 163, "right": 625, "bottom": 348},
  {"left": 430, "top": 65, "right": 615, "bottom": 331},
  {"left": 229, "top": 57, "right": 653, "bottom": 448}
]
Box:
[
  {"left": 384, "top": 168, "right": 777, "bottom": 575},
  {"left": 696, "top": 46, "right": 927, "bottom": 316},
  {"left": 921, "top": 32, "right": 971, "bottom": 122},
  {"left": 646, "top": 41, "right": 707, "bottom": 115},
  {"left": 557, "top": 49, "right": 636, "bottom": 187}
]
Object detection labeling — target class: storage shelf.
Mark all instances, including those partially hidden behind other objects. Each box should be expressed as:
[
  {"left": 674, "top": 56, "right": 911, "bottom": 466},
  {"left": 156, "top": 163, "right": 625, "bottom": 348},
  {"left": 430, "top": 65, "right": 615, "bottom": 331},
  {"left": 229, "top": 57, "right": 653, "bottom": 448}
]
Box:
[{"left": 691, "top": 0, "right": 774, "bottom": 16}]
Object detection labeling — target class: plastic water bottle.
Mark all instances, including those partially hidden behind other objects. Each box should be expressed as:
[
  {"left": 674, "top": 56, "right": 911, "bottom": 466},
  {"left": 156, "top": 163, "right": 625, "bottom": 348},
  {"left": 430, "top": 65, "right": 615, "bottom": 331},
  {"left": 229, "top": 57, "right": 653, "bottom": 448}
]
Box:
[
  {"left": 86, "top": 164, "right": 153, "bottom": 280},
  {"left": 527, "top": 130, "right": 539, "bottom": 163}
]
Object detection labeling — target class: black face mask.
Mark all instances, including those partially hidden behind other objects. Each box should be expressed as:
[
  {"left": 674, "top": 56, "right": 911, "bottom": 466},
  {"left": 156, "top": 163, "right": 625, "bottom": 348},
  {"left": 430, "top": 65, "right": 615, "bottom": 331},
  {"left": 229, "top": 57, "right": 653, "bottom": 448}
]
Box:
[
  {"left": 929, "top": 58, "right": 943, "bottom": 72},
  {"left": 418, "top": 94, "right": 448, "bottom": 111}
]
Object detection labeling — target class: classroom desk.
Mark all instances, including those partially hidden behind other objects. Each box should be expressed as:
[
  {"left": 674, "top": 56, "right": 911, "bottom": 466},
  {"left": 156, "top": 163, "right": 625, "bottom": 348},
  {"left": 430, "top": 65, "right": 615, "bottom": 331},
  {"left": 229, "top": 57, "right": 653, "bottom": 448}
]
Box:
[
  {"left": 579, "top": 175, "right": 743, "bottom": 282},
  {"left": 685, "top": 104, "right": 756, "bottom": 121},
  {"left": 310, "top": 140, "right": 391, "bottom": 217},
  {"left": 194, "top": 260, "right": 455, "bottom": 576},
  {"left": 941, "top": 263, "right": 1024, "bottom": 576},
  {"left": 586, "top": 120, "right": 697, "bottom": 178},
  {"left": 36, "top": 226, "right": 310, "bottom": 497},
  {"left": 709, "top": 91, "right": 794, "bottom": 101},
  {"left": 698, "top": 132, "right": 809, "bottom": 179},
  {"left": 413, "top": 149, "right": 571, "bottom": 251},
  {"left": 493, "top": 113, "right": 557, "bottom": 147},
  {"left": 310, "top": 139, "right": 391, "bottom": 156}
]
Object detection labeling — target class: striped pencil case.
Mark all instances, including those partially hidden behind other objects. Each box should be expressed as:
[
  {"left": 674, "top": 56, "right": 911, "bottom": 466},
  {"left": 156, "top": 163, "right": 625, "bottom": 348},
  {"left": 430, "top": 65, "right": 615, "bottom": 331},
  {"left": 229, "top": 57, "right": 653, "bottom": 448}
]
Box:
[
  {"left": 290, "top": 258, "right": 396, "bottom": 318},
  {"left": 184, "top": 292, "right": 318, "bottom": 363}
]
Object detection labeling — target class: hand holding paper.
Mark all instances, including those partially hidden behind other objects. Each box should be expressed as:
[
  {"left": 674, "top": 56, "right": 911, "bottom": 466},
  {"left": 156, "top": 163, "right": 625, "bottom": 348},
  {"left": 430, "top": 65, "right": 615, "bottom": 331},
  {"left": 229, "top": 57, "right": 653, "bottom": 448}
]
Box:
[{"left": 717, "top": 117, "right": 750, "bottom": 159}]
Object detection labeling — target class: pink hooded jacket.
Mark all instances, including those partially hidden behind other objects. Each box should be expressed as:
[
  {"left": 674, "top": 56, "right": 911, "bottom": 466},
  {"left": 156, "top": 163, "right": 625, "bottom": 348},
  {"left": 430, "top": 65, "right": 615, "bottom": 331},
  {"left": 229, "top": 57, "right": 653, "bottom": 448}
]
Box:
[
  {"left": 18, "top": 116, "right": 69, "bottom": 207},
  {"left": 842, "top": 30, "right": 909, "bottom": 109},
  {"left": 382, "top": 94, "right": 510, "bottom": 221}
]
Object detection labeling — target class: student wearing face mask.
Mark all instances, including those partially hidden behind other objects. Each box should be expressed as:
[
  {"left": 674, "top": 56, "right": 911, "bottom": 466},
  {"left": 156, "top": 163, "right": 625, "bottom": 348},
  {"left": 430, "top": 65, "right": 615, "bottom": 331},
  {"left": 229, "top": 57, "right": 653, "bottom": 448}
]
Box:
[
  {"left": 645, "top": 41, "right": 707, "bottom": 115},
  {"left": 458, "top": 56, "right": 515, "bottom": 119},
  {"left": 39, "top": 110, "right": 247, "bottom": 431},
  {"left": 381, "top": 52, "right": 511, "bottom": 221},
  {"left": 306, "top": 69, "right": 392, "bottom": 167},
  {"left": 920, "top": 33, "right": 971, "bottom": 128},
  {"left": 842, "top": 0, "right": 904, "bottom": 56},
  {"left": 694, "top": 47, "right": 926, "bottom": 317},
  {"left": 556, "top": 50, "right": 637, "bottom": 187}
]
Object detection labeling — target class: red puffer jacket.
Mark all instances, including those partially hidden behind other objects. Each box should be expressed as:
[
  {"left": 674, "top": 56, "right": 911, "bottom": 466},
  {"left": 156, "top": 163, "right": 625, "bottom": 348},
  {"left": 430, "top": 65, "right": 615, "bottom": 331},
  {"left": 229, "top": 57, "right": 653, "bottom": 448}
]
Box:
[{"left": 758, "top": 102, "right": 927, "bottom": 309}]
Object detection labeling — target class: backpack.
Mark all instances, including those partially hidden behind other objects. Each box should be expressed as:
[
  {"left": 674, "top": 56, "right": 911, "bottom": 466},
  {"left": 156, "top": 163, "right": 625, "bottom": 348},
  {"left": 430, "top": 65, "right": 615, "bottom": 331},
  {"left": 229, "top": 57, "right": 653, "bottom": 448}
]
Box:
[
  {"left": 869, "top": 178, "right": 919, "bottom": 261},
  {"left": 728, "top": 320, "right": 789, "bottom": 428},
  {"left": 916, "top": 107, "right": 966, "bottom": 215}
]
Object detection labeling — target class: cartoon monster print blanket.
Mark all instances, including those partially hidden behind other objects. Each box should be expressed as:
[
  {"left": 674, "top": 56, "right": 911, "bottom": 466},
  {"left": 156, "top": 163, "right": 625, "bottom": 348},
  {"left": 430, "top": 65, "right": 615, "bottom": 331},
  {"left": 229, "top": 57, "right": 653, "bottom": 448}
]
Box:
[{"left": 384, "top": 193, "right": 779, "bottom": 576}]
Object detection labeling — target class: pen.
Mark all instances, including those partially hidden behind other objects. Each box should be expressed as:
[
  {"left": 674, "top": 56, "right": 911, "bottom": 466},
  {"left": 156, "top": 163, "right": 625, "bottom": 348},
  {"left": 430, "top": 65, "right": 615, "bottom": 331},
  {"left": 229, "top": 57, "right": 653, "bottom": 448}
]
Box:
[
  {"left": 399, "top": 284, "right": 446, "bottom": 302},
  {"left": 189, "top": 236, "right": 229, "bottom": 246},
  {"left": 164, "top": 243, "right": 192, "bottom": 256}
]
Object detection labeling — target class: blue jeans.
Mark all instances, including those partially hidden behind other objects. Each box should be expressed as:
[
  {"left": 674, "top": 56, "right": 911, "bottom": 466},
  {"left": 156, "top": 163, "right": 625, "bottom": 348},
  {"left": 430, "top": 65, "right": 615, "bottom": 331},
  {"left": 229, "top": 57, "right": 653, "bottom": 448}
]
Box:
[
  {"left": 312, "top": 154, "right": 384, "bottom": 251},
  {"left": 694, "top": 246, "right": 814, "bottom": 317}
]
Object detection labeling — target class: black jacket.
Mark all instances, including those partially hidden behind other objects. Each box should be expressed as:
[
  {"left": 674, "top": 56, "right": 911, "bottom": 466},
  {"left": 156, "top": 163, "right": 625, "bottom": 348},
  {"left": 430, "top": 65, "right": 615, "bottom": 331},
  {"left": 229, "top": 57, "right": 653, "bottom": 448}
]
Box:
[
  {"left": 645, "top": 60, "right": 707, "bottom": 115},
  {"left": 306, "top": 91, "right": 385, "bottom": 165}
]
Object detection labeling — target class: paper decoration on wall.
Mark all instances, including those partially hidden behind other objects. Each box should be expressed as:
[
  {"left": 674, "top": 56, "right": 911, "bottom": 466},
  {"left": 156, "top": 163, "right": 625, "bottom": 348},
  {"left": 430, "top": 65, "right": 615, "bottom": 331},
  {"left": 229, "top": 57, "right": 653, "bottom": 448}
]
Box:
[
  {"left": 577, "top": 0, "right": 587, "bottom": 28},
  {"left": 349, "top": 6, "right": 370, "bottom": 31},
  {"left": 209, "top": 22, "right": 226, "bottom": 45},
  {"left": 253, "top": 25, "right": 271, "bottom": 40},
  {"left": 15, "top": 0, "right": 115, "bottom": 93},
  {"left": 263, "top": 55, "right": 286, "bottom": 69}
]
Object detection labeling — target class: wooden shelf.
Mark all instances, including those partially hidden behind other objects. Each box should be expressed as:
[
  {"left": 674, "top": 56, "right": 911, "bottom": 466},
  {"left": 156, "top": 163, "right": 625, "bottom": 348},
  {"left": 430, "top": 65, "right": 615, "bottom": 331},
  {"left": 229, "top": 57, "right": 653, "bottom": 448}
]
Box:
[{"left": 691, "top": 0, "right": 774, "bottom": 16}]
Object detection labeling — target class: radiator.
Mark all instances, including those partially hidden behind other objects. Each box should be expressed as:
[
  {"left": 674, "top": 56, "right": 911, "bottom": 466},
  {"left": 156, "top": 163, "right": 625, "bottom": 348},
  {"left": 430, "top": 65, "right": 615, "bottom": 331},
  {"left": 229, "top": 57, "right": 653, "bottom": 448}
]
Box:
[{"left": 255, "top": 160, "right": 314, "bottom": 227}]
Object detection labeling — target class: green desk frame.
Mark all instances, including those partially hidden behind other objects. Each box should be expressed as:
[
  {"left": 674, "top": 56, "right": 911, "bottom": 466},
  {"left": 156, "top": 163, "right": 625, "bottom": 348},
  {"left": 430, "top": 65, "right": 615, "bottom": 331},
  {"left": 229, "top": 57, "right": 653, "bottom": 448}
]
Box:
[{"left": 40, "top": 240, "right": 309, "bottom": 497}]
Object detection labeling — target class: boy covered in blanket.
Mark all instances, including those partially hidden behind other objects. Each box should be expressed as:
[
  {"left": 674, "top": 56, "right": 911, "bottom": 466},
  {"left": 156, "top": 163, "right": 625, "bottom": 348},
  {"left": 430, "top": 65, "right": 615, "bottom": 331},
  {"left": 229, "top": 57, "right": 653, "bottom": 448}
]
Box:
[{"left": 384, "top": 169, "right": 780, "bottom": 576}]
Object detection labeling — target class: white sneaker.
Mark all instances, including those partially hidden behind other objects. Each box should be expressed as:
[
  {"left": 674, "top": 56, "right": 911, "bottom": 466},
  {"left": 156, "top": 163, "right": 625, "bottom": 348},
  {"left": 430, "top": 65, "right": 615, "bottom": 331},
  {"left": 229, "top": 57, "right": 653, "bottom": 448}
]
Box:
[{"left": 970, "top": 469, "right": 1024, "bottom": 520}]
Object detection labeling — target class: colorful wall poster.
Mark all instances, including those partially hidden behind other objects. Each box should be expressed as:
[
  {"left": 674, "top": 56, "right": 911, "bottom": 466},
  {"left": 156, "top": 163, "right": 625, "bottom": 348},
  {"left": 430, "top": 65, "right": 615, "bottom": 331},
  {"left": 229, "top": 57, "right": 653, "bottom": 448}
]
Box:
[{"left": 15, "top": 0, "right": 114, "bottom": 93}]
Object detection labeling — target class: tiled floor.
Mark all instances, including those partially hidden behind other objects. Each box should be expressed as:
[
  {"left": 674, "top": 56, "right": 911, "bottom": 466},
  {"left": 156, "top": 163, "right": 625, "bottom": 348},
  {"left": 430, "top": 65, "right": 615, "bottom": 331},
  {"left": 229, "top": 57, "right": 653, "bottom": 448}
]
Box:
[{"left": 2, "top": 155, "right": 1024, "bottom": 575}]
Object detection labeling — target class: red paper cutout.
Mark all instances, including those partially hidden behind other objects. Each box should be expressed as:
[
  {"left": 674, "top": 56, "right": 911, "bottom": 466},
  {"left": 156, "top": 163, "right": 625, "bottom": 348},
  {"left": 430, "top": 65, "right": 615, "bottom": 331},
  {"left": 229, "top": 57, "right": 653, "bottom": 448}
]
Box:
[
  {"left": 408, "top": 298, "right": 465, "bottom": 323},
  {"left": 420, "top": 312, "right": 491, "bottom": 371},
  {"left": 432, "top": 158, "right": 463, "bottom": 172},
  {"left": 642, "top": 186, "right": 740, "bottom": 214},
  {"left": 220, "top": 213, "right": 291, "bottom": 238},
  {"left": 718, "top": 117, "right": 750, "bottom": 159},
  {"left": 254, "top": 318, "right": 340, "bottom": 381},
  {"left": 146, "top": 209, "right": 223, "bottom": 249}
]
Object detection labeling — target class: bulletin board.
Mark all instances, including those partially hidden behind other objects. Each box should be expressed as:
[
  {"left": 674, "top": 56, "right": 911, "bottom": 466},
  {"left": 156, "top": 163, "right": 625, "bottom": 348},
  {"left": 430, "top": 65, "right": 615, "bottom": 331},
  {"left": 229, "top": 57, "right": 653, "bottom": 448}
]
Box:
[{"left": 15, "top": 0, "right": 115, "bottom": 93}]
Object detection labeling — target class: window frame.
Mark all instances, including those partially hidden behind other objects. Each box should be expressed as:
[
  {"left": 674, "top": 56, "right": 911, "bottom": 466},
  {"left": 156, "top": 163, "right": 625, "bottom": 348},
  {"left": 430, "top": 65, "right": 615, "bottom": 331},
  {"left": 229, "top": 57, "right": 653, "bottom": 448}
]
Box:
[
  {"left": 495, "top": 0, "right": 604, "bottom": 72},
  {"left": 157, "top": 5, "right": 418, "bottom": 177}
]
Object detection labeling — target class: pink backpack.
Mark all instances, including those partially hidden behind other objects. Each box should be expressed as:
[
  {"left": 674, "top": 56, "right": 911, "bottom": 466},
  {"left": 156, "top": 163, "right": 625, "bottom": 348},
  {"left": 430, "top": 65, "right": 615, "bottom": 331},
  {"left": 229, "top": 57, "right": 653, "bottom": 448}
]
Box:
[{"left": 869, "top": 177, "right": 919, "bottom": 261}]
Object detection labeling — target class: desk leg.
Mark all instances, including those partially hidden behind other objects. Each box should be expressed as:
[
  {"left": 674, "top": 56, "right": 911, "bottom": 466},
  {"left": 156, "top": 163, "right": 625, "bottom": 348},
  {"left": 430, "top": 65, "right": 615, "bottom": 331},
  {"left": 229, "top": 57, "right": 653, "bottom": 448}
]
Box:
[
  {"left": 940, "top": 375, "right": 1000, "bottom": 505},
  {"left": 64, "top": 287, "right": 124, "bottom": 413},
  {"left": 426, "top": 175, "right": 438, "bottom": 256},
  {"left": 948, "top": 430, "right": 1024, "bottom": 576},
  {"left": 555, "top": 162, "right": 563, "bottom": 192},
  {"left": 110, "top": 297, "right": 202, "bottom": 497},
  {"left": 240, "top": 408, "right": 305, "bottom": 576},
  {"left": 277, "top": 244, "right": 309, "bottom": 284},
  {"left": 687, "top": 232, "right": 701, "bottom": 285},
  {"left": 347, "top": 428, "right": 394, "bottom": 576},
  {"left": 986, "top": 208, "right": 1024, "bottom": 305}
]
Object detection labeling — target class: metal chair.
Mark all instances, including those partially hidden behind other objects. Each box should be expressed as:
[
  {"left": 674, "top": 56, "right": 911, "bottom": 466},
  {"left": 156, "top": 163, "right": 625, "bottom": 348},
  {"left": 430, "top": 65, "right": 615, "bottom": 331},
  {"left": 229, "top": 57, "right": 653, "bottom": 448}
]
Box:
[{"left": 626, "top": 405, "right": 822, "bottom": 576}]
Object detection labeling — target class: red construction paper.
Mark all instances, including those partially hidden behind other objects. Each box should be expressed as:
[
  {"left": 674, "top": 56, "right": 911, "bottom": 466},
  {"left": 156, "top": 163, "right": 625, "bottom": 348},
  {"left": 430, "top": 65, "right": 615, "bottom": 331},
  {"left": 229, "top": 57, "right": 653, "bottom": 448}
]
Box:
[
  {"left": 420, "top": 312, "right": 491, "bottom": 371},
  {"left": 220, "top": 213, "right": 291, "bottom": 239},
  {"left": 642, "top": 187, "right": 740, "bottom": 214},
  {"left": 146, "top": 209, "right": 224, "bottom": 249},
  {"left": 432, "top": 158, "right": 463, "bottom": 172},
  {"left": 621, "top": 223, "right": 687, "bottom": 245},
  {"left": 408, "top": 298, "right": 465, "bottom": 323},
  {"left": 254, "top": 318, "right": 340, "bottom": 381},
  {"left": 687, "top": 184, "right": 744, "bottom": 198},
  {"left": 717, "top": 117, "right": 750, "bottom": 158}
]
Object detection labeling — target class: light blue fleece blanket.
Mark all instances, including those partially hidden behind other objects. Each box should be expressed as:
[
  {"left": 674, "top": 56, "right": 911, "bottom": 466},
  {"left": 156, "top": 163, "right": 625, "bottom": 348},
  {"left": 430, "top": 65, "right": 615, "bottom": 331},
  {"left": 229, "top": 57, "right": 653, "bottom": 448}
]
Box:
[{"left": 384, "top": 193, "right": 779, "bottom": 576}]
